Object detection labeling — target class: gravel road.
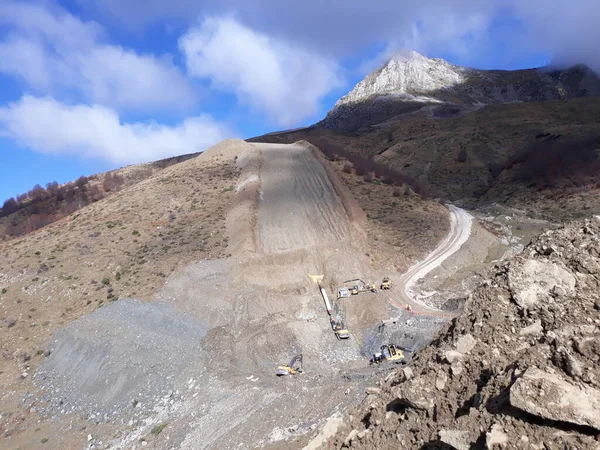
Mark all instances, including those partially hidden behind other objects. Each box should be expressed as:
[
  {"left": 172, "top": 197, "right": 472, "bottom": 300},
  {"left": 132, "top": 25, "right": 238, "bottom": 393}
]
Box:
[{"left": 398, "top": 204, "right": 473, "bottom": 313}]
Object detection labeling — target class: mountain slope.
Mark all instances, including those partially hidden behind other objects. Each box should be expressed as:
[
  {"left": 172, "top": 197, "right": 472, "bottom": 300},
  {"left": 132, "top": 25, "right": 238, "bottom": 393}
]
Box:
[{"left": 321, "top": 50, "right": 600, "bottom": 130}]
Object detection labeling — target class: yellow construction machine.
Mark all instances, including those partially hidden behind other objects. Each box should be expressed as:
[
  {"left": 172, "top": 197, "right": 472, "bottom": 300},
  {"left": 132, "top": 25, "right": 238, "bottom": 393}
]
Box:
[
  {"left": 344, "top": 278, "right": 378, "bottom": 296},
  {"left": 380, "top": 277, "right": 392, "bottom": 290},
  {"left": 276, "top": 354, "right": 303, "bottom": 376},
  {"left": 330, "top": 318, "right": 350, "bottom": 340},
  {"left": 370, "top": 344, "right": 406, "bottom": 365}
]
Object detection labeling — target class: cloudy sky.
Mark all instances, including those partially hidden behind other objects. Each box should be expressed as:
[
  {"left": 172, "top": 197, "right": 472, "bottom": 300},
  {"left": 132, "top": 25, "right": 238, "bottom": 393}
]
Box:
[{"left": 1, "top": 0, "right": 599, "bottom": 201}]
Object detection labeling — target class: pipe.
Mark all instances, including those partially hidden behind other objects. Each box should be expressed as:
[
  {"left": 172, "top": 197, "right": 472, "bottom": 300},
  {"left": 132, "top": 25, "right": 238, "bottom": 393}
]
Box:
[{"left": 320, "top": 285, "right": 333, "bottom": 315}]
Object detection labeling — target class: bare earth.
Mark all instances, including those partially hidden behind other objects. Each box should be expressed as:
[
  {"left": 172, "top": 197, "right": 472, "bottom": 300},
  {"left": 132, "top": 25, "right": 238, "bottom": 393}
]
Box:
[{"left": 1, "top": 140, "right": 485, "bottom": 450}]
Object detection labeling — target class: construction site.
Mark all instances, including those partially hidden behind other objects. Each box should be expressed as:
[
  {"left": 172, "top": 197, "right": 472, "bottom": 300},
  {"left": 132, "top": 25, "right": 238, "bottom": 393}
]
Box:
[{"left": 15, "top": 139, "right": 494, "bottom": 450}]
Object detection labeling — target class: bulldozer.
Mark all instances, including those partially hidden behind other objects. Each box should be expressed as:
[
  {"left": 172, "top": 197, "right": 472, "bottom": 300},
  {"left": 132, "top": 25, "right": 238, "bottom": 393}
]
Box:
[
  {"left": 276, "top": 354, "right": 303, "bottom": 376},
  {"left": 343, "top": 278, "right": 378, "bottom": 295},
  {"left": 370, "top": 344, "right": 406, "bottom": 365},
  {"left": 380, "top": 277, "right": 392, "bottom": 290},
  {"left": 330, "top": 318, "right": 350, "bottom": 340}
]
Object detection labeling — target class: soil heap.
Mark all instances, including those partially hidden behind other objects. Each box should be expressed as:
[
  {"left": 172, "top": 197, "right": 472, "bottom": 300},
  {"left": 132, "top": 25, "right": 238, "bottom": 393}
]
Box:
[{"left": 325, "top": 216, "right": 600, "bottom": 449}]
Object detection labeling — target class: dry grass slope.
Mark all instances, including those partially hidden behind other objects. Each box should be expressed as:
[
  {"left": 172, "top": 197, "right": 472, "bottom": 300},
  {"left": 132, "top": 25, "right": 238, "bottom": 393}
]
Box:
[{"left": 0, "top": 141, "right": 243, "bottom": 443}]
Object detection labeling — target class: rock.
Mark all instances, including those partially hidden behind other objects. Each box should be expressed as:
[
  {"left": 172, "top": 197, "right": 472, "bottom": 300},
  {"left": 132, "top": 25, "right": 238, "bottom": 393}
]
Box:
[
  {"left": 519, "top": 320, "right": 543, "bottom": 336},
  {"left": 438, "top": 429, "right": 470, "bottom": 450},
  {"left": 357, "top": 429, "right": 370, "bottom": 439},
  {"left": 394, "top": 378, "right": 435, "bottom": 411},
  {"left": 366, "top": 387, "right": 382, "bottom": 396},
  {"left": 402, "top": 367, "right": 414, "bottom": 381},
  {"left": 508, "top": 260, "right": 576, "bottom": 310},
  {"left": 455, "top": 334, "right": 476, "bottom": 354},
  {"left": 451, "top": 363, "right": 464, "bottom": 377},
  {"left": 435, "top": 371, "right": 447, "bottom": 391},
  {"left": 556, "top": 347, "right": 584, "bottom": 378},
  {"left": 486, "top": 424, "right": 508, "bottom": 448},
  {"left": 444, "top": 350, "right": 465, "bottom": 364},
  {"left": 344, "top": 429, "right": 359, "bottom": 447},
  {"left": 574, "top": 337, "right": 600, "bottom": 358},
  {"left": 4, "top": 318, "right": 16, "bottom": 328},
  {"left": 510, "top": 367, "right": 600, "bottom": 430},
  {"left": 594, "top": 300, "right": 600, "bottom": 311}
]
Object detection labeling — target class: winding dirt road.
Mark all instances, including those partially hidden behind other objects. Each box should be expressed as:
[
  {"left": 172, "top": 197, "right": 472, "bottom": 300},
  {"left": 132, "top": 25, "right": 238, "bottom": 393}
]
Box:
[{"left": 395, "top": 204, "right": 473, "bottom": 315}]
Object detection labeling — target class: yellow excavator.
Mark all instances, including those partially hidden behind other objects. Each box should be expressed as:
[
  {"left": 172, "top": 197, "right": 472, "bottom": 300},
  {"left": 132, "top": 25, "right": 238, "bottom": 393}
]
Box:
[
  {"left": 276, "top": 354, "right": 303, "bottom": 376},
  {"left": 344, "top": 278, "right": 378, "bottom": 295},
  {"left": 370, "top": 344, "right": 406, "bottom": 365}
]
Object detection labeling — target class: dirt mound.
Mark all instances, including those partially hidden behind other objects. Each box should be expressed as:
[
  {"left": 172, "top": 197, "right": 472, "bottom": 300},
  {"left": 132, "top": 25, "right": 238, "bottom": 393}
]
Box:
[
  {"left": 325, "top": 216, "right": 600, "bottom": 449},
  {"left": 34, "top": 299, "right": 208, "bottom": 419}
]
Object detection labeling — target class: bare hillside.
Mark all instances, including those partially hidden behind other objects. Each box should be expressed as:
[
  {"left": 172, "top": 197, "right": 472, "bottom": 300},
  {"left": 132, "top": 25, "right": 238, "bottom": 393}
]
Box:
[
  {"left": 0, "top": 140, "right": 242, "bottom": 447},
  {"left": 251, "top": 98, "right": 600, "bottom": 222}
]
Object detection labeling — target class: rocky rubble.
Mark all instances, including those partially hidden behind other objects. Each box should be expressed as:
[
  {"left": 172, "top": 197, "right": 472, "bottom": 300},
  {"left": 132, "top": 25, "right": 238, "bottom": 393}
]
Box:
[{"left": 324, "top": 217, "right": 600, "bottom": 449}]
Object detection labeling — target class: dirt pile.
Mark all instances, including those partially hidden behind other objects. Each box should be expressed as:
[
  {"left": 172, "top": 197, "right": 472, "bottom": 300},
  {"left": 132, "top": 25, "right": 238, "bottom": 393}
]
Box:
[{"left": 324, "top": 216, "right": 600, "bottom": 449}]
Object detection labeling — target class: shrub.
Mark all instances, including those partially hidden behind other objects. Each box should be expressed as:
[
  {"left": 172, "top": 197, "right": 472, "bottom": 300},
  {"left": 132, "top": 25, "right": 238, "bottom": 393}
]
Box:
[
  {"left": 1, "top": 198, "right": 18, "bottom": 216},
  {"left": 456, "top": 149, "right": 467, "bottom": 162},
  {"left": 101, "top": 277, "right": 110, "bottom": 285},
  {"left": 151, "top": 423, "right": 167, "bottom": 435},
  {"left": 342, "top": 163, "right": 353, "bottom": 174},
  {"left": 364, "top": 172, "right": 374, "bottom": 182},
  {"left": 392, "top": 188, "right": 402, "bottom": 197}
]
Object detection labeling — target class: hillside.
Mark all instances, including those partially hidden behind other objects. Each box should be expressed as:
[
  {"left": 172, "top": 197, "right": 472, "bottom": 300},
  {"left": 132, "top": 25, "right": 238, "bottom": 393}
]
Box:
[
  {"left": 0, "top": 141, "right": 240, "bottom": 446},
  {"left": 0, "top": 153, "right": 200, "bottom": 241},
  {"left": 1, "top": 139, "right": 462, "bottom": 449},
  {"left": 251, "top": 97, "right": 600, "bottom": 221}
]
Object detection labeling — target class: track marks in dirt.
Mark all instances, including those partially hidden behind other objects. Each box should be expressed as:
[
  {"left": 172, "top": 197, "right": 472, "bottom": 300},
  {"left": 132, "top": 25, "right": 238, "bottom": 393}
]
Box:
[{"left": 256, "top": 144, "right": 351, "bottom": 254}]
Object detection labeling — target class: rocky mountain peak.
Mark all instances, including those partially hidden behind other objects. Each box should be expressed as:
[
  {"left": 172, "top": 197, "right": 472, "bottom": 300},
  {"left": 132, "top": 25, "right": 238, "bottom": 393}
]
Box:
[
  {"left": 335, "top": 50, "right": 467, "bottom": 107},
  {"left": 321, "top": 50, "right": 600, "bottom": 130}
]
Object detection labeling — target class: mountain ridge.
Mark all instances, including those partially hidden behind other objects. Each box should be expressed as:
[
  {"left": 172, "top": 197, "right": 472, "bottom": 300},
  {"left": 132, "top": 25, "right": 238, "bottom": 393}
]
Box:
[{"left": 322, "top": 50, "right": 600, "bottom": 130}]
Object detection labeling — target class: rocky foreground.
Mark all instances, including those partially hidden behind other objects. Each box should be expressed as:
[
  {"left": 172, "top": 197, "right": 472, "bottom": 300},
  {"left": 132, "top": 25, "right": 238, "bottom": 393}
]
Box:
[{"left": 325, "top": 217, "right": 600, "bottom": 449}]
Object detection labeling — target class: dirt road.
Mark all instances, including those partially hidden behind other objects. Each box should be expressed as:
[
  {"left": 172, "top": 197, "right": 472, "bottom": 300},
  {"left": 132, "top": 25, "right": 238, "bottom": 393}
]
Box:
[
  {"left": 397, "top": 204, "right": 473, "bottom": 313},
  {"left": 257, "top": 143, "right": 350, "bottom": 254}
]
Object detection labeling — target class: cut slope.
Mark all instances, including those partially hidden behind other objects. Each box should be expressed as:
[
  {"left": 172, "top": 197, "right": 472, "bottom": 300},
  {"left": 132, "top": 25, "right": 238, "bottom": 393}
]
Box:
[{"left": 258, "top": 143, "right": 350, "bottom": 254}]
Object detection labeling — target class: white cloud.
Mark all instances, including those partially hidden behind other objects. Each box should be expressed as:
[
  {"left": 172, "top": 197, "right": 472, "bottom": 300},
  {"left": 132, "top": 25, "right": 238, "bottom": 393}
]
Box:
[
  {"left": 0, "top": 96, "right": 231, "bottom": 164},
  {"left": 83, "top": 0, "right": 600, "bottom": 76},
  {"left": 179, "top": 17, "right": 343, "bottom": 126},
  {"left": 0, "top": 1, "right": 194, "bottom": 111}
]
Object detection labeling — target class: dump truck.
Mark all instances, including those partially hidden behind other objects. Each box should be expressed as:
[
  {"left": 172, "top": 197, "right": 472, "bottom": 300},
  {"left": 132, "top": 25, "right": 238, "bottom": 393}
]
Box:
[
  {"left": 330, "top": 318, "right": 350, "bottom": 340},
  {"left": 380, "top": 277, "right": 392, "bottom": 290},
  {"left": 276, "top": 354, "right": 303, "bottom": 376}
]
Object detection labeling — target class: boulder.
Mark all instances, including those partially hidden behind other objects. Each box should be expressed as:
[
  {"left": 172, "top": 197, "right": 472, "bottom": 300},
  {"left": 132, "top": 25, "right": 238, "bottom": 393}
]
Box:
[
  {"left": 394, "top": 378, "right": 435, "bottom": 411},
  {"left": 486, "top": 424, "right": 508, "bottom": 448},
  {"left": 509, "top": 368, "right": 600, "bottom": 430},
  {"left": 519, "top": 320, "right": 543, "bottom": 336},
  {"left": 438, "top": 429, "right": 470, "bottom": 450},
  {"left": 444, "top": 350, "right": 465, "bottom": 364},
  {"left": 435, "top": 371, "right": 448, "bottom": 391},
  {"left": 455, "top": 334, "right": 477, "bottom": 354},
  {"left": 508, "top": 260, "right": 576, "bottom": 310}
]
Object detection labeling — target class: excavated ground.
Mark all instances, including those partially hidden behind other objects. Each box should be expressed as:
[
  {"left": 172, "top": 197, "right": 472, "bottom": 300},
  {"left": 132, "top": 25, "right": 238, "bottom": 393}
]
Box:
[
  {"left": 325, "top": 217, "right": 600, "bottom": 450},
  {"left": 24, "top": 141, "right": 479, "bottom": 450}
]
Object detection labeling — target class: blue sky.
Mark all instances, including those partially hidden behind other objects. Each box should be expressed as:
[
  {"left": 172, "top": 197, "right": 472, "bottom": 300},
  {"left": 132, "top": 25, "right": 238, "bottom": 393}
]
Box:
[{"left": 1, "top": 0, "right": 599, "bottom": 203}]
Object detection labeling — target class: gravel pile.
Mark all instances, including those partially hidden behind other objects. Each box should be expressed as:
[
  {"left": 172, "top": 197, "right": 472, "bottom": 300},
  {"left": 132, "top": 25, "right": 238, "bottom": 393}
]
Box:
[{"left": 34, "top": 299, "right": 208, "bottom": 419}]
